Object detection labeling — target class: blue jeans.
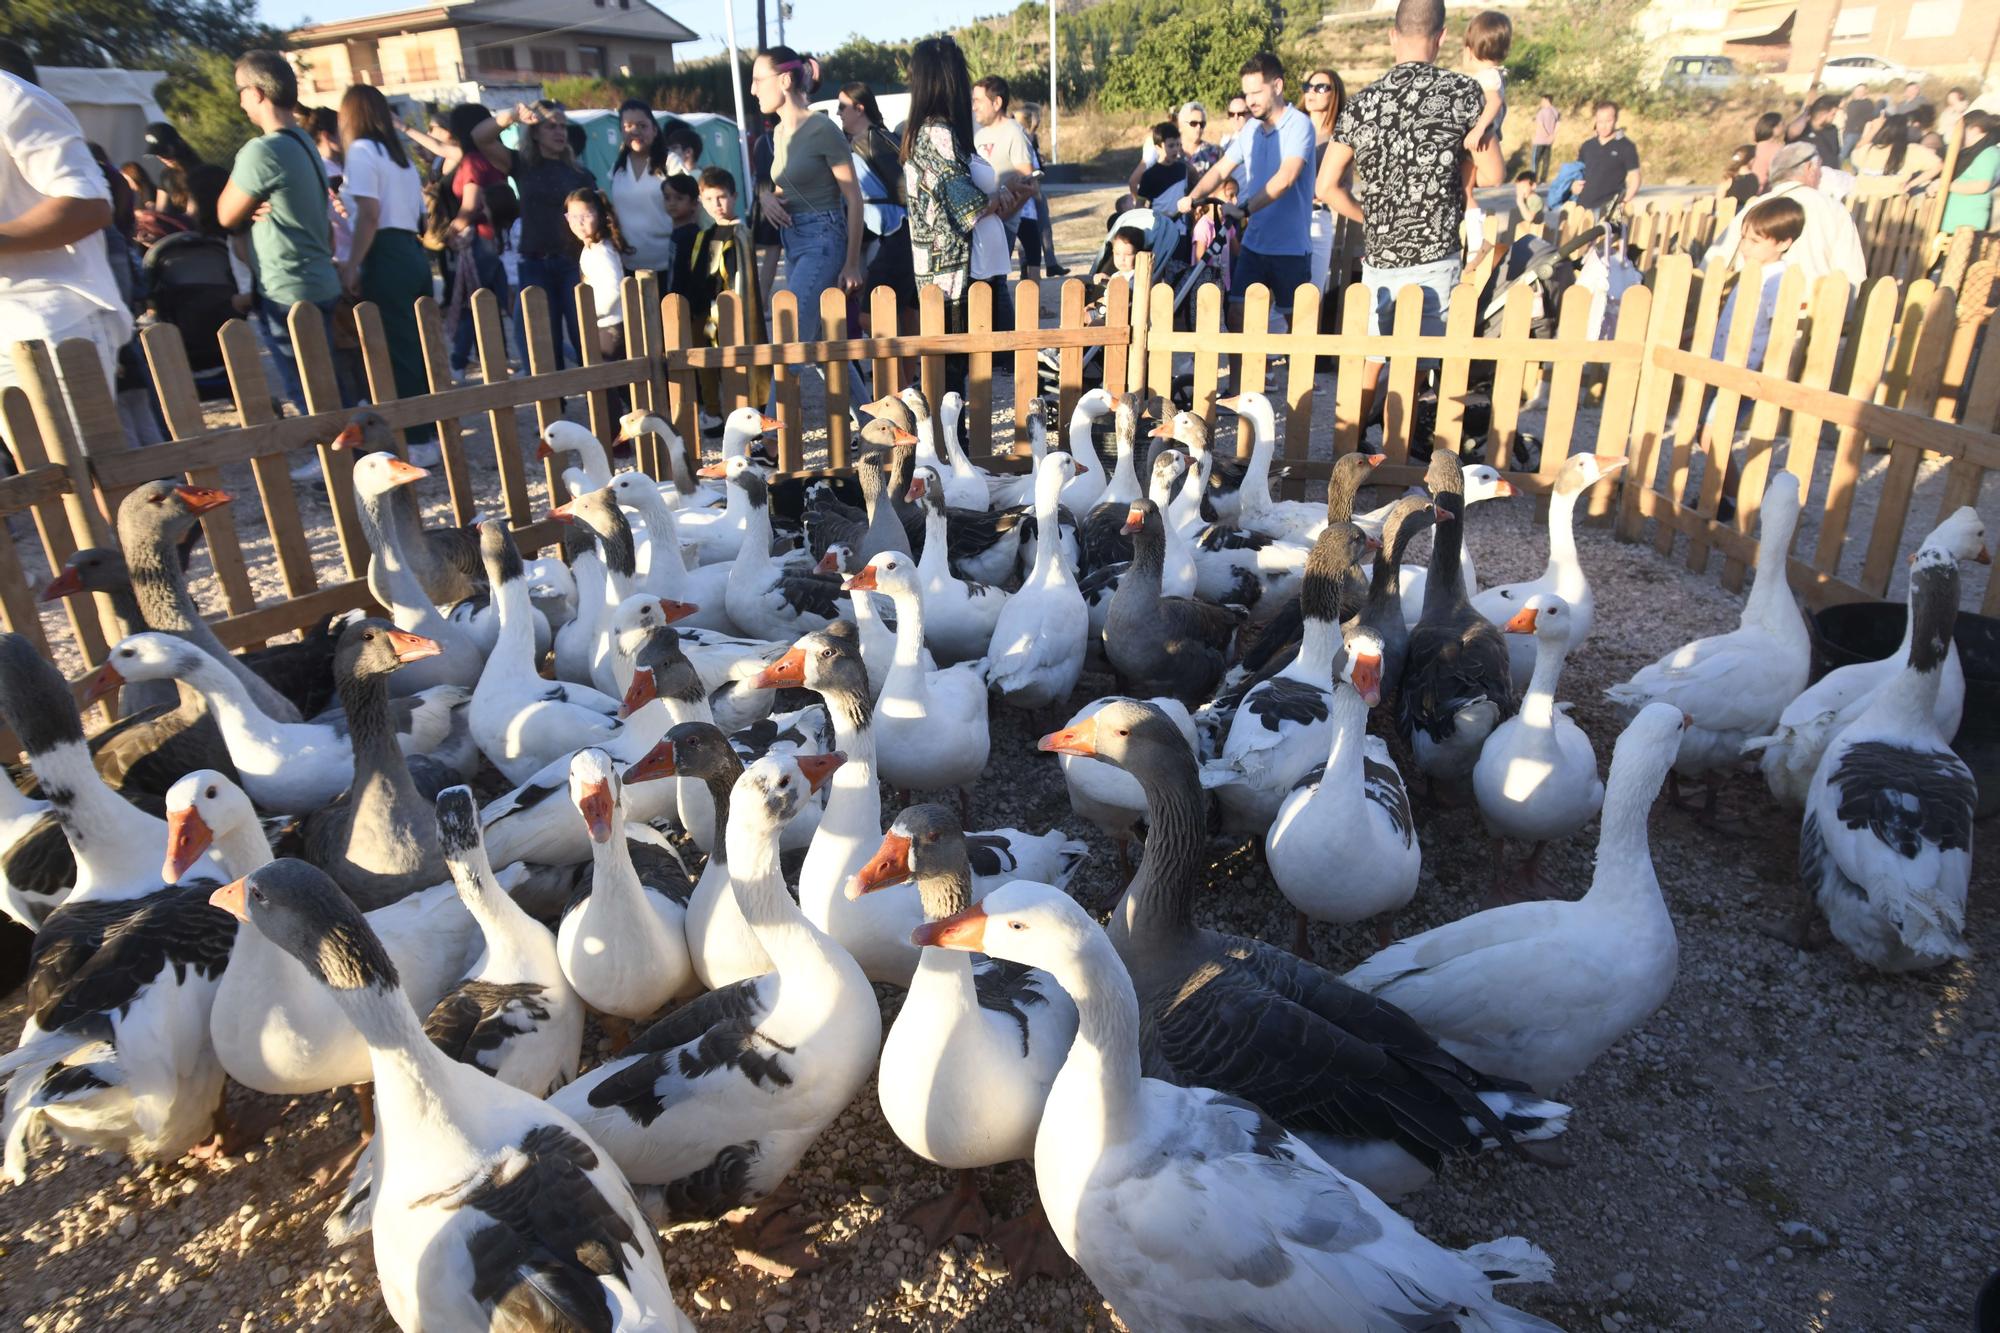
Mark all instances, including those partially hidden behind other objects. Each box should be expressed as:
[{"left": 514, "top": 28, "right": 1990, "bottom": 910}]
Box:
[
  {"left": 452, "top": 239, "right": 510, "bottom": 372},
  {"left": 256, "top": 295, "right": 343, "bottom": 412},
  {"left": 517, "top": 251, "right": 582, "bottom": 369},
  {"left": 1361, "top": 256, "right": 1460, "bottom": 364},
  {"left": 779, "top": 209, "right": 847, "bottom": 342},
  {"left": 1231, "top": 247, "right": 1313, "bottom": 310}
]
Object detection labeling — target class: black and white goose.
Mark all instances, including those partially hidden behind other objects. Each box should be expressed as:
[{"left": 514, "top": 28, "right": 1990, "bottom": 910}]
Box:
[
  {"left": 849, "top": 804, "right": 1079, "bottom": 1273},
  {"left": 0, "top": 769, "right": 71, "bottom": 931},
  {"left": 211, "top": 859, "right": 695, "bottom": 1330},
  {"left": 1042, "top": 700, "right": 1569, "bottom": 1200},
  {"left": 550, "top": 753, "right": 880, "bottom": 1273},
  {"left": 1400, "top": 451, "right": 1516, "bottom": 784},
  {"left": 1802, "top": 547, "right": 1977, "bottom": 972},
  {"left": 717, "top": 459, "right": 845, "bottom": 640}
]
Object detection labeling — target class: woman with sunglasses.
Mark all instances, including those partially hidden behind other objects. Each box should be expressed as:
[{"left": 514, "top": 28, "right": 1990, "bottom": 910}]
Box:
[
  {"left": 1126, "top": 101, "right": 1218, "bottom": 208},
  {"left": 471, "top": 100, "right": 595, "bottom": 368},
  {"left": 1301, "top": 68, "right": 1345, "bottom": 294}
]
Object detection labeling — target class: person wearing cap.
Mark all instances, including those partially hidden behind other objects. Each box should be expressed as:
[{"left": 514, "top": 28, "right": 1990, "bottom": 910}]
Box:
[
  {"left": 0, "top": 40, "right": 135, "bottom": 454},
  {"left": 1708, "top": 140, "right": 1868, "bottom": 290}
]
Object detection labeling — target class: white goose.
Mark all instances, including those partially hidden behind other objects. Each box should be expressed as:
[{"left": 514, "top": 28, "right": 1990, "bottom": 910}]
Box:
[
  {"left": 92, "top": 633, "right": 465, "bottom": 816},
  {"left": 679, "top": 407, "right": 782, "bottom": 565},
  {"left": 605, "top": 470, "right": 736, "bottom": 632},
  {"left": 1055, "top": 694, "right": 1198, "bottom": 864},
  {"left": 913, "top": 881, "right": 1562, "bottom": 1333},
  {"left": 843, "top": 552, "right": 991, "bottom": 802},
  {"left": 538, "top": 418, "right": 615, "bottom": 494},
  {"left": 985, "top": 451, "right": 1091, "bottom": 709},
  {"left": 984, "top": 398, "right": 1054, "bottom": 509},
  {"left": 909, "top": 467, "right": 1010, "bottom": 664},
  {"left": 469, "top": 521, "right": 626, "bottom": 785},
  {"left": 423, "top": 788, "right": 584, "bottom": 1096},
  {"left": 1266, "top": 632, "right": 1420, "bottom": 953},
  {"left": 897, "top": 385, "right": 989, "bottom": 511},
  {"left": 1160, "top": 415, "right": 1309, "bottom": 621},
  {"left": 1801, "top": 546, "right": 1976, "bottom": 971},
  {"left": 0, "top": 776, "right": 68, "bottom": 930},
  {"left": 213, "top": 859, "right": 695, "bottom": 1332},
  {"left": 1472, "top": 595, "right": 1604, "bottom": 901},
  {"left": 1057, "top": 387, "right": 1114, "bottom": 515},
  {"left": 717, "top": 459, "right": 843, "bottom": 640},
  {"left": 552, "top": 532, "right": 610, "bottom": 686},
  {"left": 849, "top": 806, "right": 1078, "bottom": 1266},
  {"left": 1345, "top": 702, "right": 1686, "bottom": 1093},
  {"left": 350, "top": 453, "right": 483, "bottom": 692},
  {"left": 554, "top": 749, "right": 693, "bottom": 1029},
  {"left": 616, "top": 408, "right": 713, "bottom": 508},
  {"left": 1747, "top": 505, "right": 1988, "bottom": 807},
  {"left": 813, "top": 542, "right": 934, "bottom": 701},
  {"left": 1471, "top": 452, "right": 1627, "bottom": 688},
  {"left": 549, "top": 754, "right": 880, "bottom": 1273},
  {"left": 1214, "top": 390, "right": 1324, "bottom": 542},
  {"left": 1605, "top": 470, "right": 1811, "bottom": 808}
]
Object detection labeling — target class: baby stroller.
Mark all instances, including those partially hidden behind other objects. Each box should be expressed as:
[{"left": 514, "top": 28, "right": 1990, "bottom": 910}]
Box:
[
  {"left": 1036, "top": 206, "right": 1219, "bottom": 397},
  {"left": 142, "top": 232, "right": 240, "bottom": 393},
  {"left": 1396, "top": 225, "right": 1607, "bottom": 468}
]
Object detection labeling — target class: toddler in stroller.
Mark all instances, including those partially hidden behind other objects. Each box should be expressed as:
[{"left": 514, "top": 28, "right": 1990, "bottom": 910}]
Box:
[
  {"left": 1037, "top": 205, "right": 1220, "bottom": 396},
  {"left": 142, "top": 232, "right": 242, "bottom": 384}
]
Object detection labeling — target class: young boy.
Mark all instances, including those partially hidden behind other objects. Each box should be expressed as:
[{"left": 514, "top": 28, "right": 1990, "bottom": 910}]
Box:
[
  {"left": 663, "top": 172, "right": 702, "bottom": 299},
  {"left": 691, "top": 166, "right": 767, "bottom": 419},
  {"left": 1133, "top": 122, "right": 1190, "bottom": 209},
  {"left": 1513, "top": 169, "right": 1544, "bottom": 224},
  {"left": 1087, "top": 225, "right": 1149, "bottom": 324},
  {"left": 1459, "top": 11, "right": 1513, "bottom": 255},
  {"left": 1705, "top": 194, "right": 1805, "bottom": 512}
]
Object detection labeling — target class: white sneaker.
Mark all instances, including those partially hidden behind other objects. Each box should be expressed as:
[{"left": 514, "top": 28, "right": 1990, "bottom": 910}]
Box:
[{"left": 290, "top": 456, "right": 323, "bottom": 485}]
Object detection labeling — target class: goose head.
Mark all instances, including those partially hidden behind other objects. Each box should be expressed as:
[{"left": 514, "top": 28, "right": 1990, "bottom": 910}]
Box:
[
  {"left": 0, "top": 632, "right": 85, "bottom": 760},
  {"left": 211, "top": 859, "right": 399, "bottom": 994},
  {"left": 846, "top": 802, "right": 969, "bottom": 909},
  {"left": 814, "top": 543, "right": 857, "bottom": 579},
  {"left": 1919, "top": 505, "right": 1990, "bottom": 566},
  {"left": 568, "top": 748, "right": 625, "bottom": 843},
  {"left": 1033, "top": 448, "right": 1088, "bottom": 510},
  {"left": 1071, "top": 387, "right": 1115, "bottom": 427},
  {"left": 119, "top": 479, "right": 232, "bottom": 547},
  {"left": 327, "top": 410, "right": 394, "bottom": 454},
  {"left": 1215, "top": 390, "right": 1277, "bottom": 441},
  {"left": 842, "top": 551, "right": 919, "bottom": 600},
  {"left": 734, "top": 751, "right": 843, "bottom": 833},
  {"left": 1502, "top": 592, "right": 1577, "bottom": 654},
  {"left": 41, "top": 547, "right": 131, "bottom": 603},
  {"left": 1119, "top": 497, "right": 1163, "bottom": 540},
  {"left": 719, "top": 407, "right": 782, "bottom": 463},
  {"left": 751, "top": 628, "right": 866, "bottom": 696},
  {"left": 1148, "top": 408, "right": 1209, "bottom": 458},
  {"left": 88, "top": 631, "right": 204, "bottom": 702},
  {"left": 1460, "top": 463, "right": 1517, "bottom": 506},
  {"left": 610, "top": 592, "right": 697, "bottom": 654},
  {"left": 1111, "top": 391, "right": 1143, "bottom": 458},
  {"left": 856, "top": 419, "right": 919, "bottom": 456},
  {"left": 1756, "top": 470, "right": 1803, "bottom": 536},
  {"left": 337, "top": 619, "right": 442, "bottom": 686},
  {"left": 1148, "top": 449, "right": 1189, "bottom": 505},
  {"left": 163, "top": 769, "right": 255, "bottom": 882},
  {"left": 905, "top": 465, "right": 947, "bottom": 511},
  {"left": 911, "top": 878, "right": 1098, "bottom": 973},
  {"left": 627, "top": 720, "right": 741, "bottom": 786},
  {"left": 697, "top": 455, "right": 764, "bottom": 510},
  {"left": 1336, "top": 629, "right": 1387, "bottom": 707},
  {"left": 615, "top": 409, "right": 677, "bottom": 449},
  {"left": 1378, "top": 495, "right": 1439, "bottom": 563},
  {"left": 620, "top": 623, "right": 701, "bottom": 717},
  {"left": 855, "top": 388, "right": 917, "bottom": 434},
  {"left": 1325, "top": 450, "right": 1388, "bottom": 524},
  {"left": 350, "top": 450, "right": 429, "bottom": 501},
  {"left": 537, "top": 418, "right": 603, "bottom": 465},
  {"left": 1555, "top": 451, "right": 1628, "bottom": 496},
  {"left": 606, "top": 471, "right": 668, "bottom": 517},
  {"left": 940, "top": 391, "right": 966, "bottom": 446},
  {"left": 478, "top": 519, "right": 525, "bottom": 586},
  {"left": 433, "top": 785, "right": 488, "bottom": 866},
  {"left": 1039, "top": 697, "right": 1182, "bottom": 771},
  {"left": 1024, "top": 400, "right": 1050, "bottom": 458}
]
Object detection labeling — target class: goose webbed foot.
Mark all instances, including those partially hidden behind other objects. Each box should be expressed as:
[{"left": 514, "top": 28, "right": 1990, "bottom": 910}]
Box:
[
  {"left": 1481, "top": 841, "right": 1559, "bottom": 909},
  {"left": 903, "top": 1169, "right": 992, "bottom": 1248},
  {"left": 305, "top": 1086, "right": 374, "bottom": 1189},
  {"left": 985, "top": 1198, "right": 1074, "bottom": 1281},
  {"left": 191, "top": 1093, "right": 290, "bottom": 1161},
  {"left": 597, "top": 1013, "right": 635, "bottom": 1055},
  {"left": 1291, "top": 910, "right": 1312, "bottom": 959},
  {"left": 1755, "top": 906, "right": 1831, "bottom": 951},
  {"left": 728, "top": 1186, "right": 826, "bottom": 1278},
  {"left": 1374, "top": 916, "right": 1394, "bottom": 951}
]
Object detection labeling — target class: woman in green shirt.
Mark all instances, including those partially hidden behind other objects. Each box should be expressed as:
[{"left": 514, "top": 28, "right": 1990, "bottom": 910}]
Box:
[
  {"left": 751, "top": 46, "right": 864, "bottom": 347},
  {"left": 1941, "top": 112, "right": 1999, "bottom": 236}
]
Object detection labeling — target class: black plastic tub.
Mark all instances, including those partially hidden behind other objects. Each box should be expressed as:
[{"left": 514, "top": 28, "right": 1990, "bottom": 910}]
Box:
[{"left": 1810, "top": 603, "right": 2000, "bottom": 822}]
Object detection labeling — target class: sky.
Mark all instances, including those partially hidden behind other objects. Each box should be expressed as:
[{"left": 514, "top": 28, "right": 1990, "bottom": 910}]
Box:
[{"left": 255, "top": 0, "right": 1013, "bottom": 61}]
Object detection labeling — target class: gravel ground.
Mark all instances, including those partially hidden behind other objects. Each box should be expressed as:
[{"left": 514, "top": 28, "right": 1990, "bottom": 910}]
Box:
[{"left": 3, "top": 186, "right": 1996, "bottom": 1332}]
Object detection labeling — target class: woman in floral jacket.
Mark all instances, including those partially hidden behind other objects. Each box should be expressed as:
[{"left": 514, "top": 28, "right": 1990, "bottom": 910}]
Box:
[{"left": 900, "top": 36, "right": 997, "bottom": 316}]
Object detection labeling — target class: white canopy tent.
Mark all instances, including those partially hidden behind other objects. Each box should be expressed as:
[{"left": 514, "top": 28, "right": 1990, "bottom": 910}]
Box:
[{"left": 33, "top": 67, "right": 166, "bottom": 165}]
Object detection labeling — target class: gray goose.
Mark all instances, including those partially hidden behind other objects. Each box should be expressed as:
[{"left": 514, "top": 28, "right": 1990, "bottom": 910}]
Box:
[
  {"left": 329, "top": 411, "right": 483, "bottom": 607},
  {"left": 299, "top": 621, "right": 450, "bottom": 909},
  {"left": 1352, "top": 494, "right": 1440, "bottom": 703},
  {"left": 1102, "top": 499, "right": 1246, "bottom": 707},
  {"left": 1041, "top": 699, "right": 1570, "bottom": 1200}
]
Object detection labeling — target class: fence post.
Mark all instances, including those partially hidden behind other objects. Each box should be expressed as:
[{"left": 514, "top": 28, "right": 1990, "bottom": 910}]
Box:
[
  {"left": 1655, "top": 259, "right": 1732, "bottom": 559},
  {"left": 1280, "top": 282, "right": 1319, "bottom": 499},
  {"left": 1616, "top": 253, "right": 1692, "bottom": 544},
  {"left": 1189, "top": 283, "right": 1223, "bottom": 435},
  {"left": 1583, "top": 285, "right": 1652, "bottom": 524},
  {"left": 520, "top": 286, "right": 568, "bottom": 507},
  {"left": 1715, "top": 265, "right": 1809, "bottom": 588},
  {"left": 1937, "top": 304, "right": 2000, "bottom": 521},
  {"left": 1101, "top": 273, "right": 1132, "bottom": 403},
  {"left": 768, "top": 292, "right": 803, "bottom": 475},
  {"left": 574, "top": 282, "right": 614, "bottom": 453},
  {"left": 820, "top": 287, "right": 853, "bottom": 470},
  {"left": 1812, "top": 278, "right": 1901, "bottom": 578},
  {"left": 1859, "top": 285, "right": 1958, "bottom": 596},
  {"left": 966, "top": 281, "right": 993, "bottom": 463},
  {"left": 415, "top": 297, "right": 474, "bottom": 525},
  {"left": 1432, "top": 285, "right": 1478, "bottom": 461},
  {"left": 468, "top": 288, "right": 532, "bottom": 532},
  {"left": 1776, "top": 274, "right": 1853, "bottom": 507},
  {"left": 870, "top": 287, "right": 902, "bottom": 401},
  {"left": 1483, "top": 285, "right": 1535, "bottom": 472},
  {"left": 1234, "top": 284, "right": 1271, "bottom": 458},
  {"left": 138, "top": 326, "right": 260, "bottom": 616},
  {"left": 289, "top": 306, "right": 369, "bottom": 581},
  {"left": 353, "top": 300, "right": 400, "bottom": 431},
  {"left": 1535, "top": 284, "right": 1597, "bottom": 516},
  {"left": 1058, "top": 280, "right": 1088, "bottom": 427},
  {"left": 220, "top": 319, "right": 318, "bottom": 601},
  {"left": 658, "top": 293, "right": 701, "bottom": 488},
  {"left": 918, "top": 285, "right": 946, "bottom": 419},
  {"left": 1, "top": 383, "right": 101, "bottom": 663},
  {"left": 1146, "top": 281, "right": 1174, "bottom": 409},
  {"left": 1009, "top": 278, "right": 1039, "bottom": 456},
  {"left": 1124, "top": 254, "right": 1151, "bottom": 399}
]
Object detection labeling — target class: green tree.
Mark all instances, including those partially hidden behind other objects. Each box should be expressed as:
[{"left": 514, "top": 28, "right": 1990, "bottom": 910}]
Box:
[
  {"left": 1, "top": 0, "right": 276, "bottom": 69},
  {"left": 154, "top": 48, "right": 256, "bottom": 165},
  {"left": 1098, "top": 0, "right": 1280, "bottom": 113}
]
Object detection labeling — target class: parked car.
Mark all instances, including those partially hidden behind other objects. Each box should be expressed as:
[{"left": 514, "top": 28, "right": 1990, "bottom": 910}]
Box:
[
  {"left": 1662, "top": 55, "right": 1742, "bottom": 95},
  {"left": 1817, "top": 55, "right": 1919, "bottom": 93}
]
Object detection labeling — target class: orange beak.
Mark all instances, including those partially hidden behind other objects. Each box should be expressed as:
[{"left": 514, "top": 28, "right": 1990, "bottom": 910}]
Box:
[
  {"left": 1364, "top": 453, "right": 1387, "bottom": 468},
  {"left": 1071, "top": 461, "right": 1091, "bottom": 475},
  {"left": 906, "top": 476, "right": 927, "bottom": 503},
  {"left": 382, "top": 457, "right": 429, "bottom": 485},
  {"left": 386, "top": 630, "right": 442, "bottom": 663},
  {"left": 331, "top": 422, "right": 366, "bottom": 450},
  {"left": 624, "top": 736, "right": 677, "bottom": 784},
  {"left": 1503, "top": 606, "right": 1539, "bottom": 634},
  {"left": 889, "top": 426, "right": 919, "bottom": 446},
  {"left": 795, "top": 751, "right": 845, "bottom": 792},
  {"left": 659, "top": 598, "right": 698, "bottom": 625},
  {"left": 758, "top": 413, "right": 782, "bottom": 432},
  {"left": 1350, "top": 653, "right": 1383, "bottom": 707},
  {"left": 209, "top": 877, "right": 249, "bottom": 922},
  {"left": 84, "top": 660, "right": 125, "bottom": 704},
  {"left": 845, "top": 830, "right": 913, "bottom": 900},
  {"left": 1038, "top": 715, "right": 1099, "bottom": 757},
  {"left": 1432, "top": 503, "right": 1456, "bottom": 524},
  {"left": 1591, "top": 454, "right": 1628, "bottom": 476},
  {"left": 174, "top": 485, "right": 231, "bottom": 513},
  {"left": 813, "top": 550, "right": 842, "bottom": 576},
  {"left": 1147, "top": 421, "right": 1174, "bottom": 439},
  {"left": 752, "top": 645, "right": 806, "bottom": 690},
  {"left": 696, "top": 461, "right": 727, "bottom": 479},
  {"left": 41, "top": 567, "right": 83, "bottom": 602},
  {"left": 535, "top": 438, "right": 556, "bottom": 462},
  {"left": 910, "top": 902, "right": 988, "bottom": 951},
  {"left": 843, "top": 565, "right": 879, "bottom": 593},
  {"left": 621, "top": 666, "right": 657, "bottom": 718},
  {"left": 163, "top": 806, "right": 214, "bottom": 883},
  {"left": 548, "top": 501, "right": 576, "bottom": 524},
  {"left": 576, "top": 779, "right": 615, "bottom": 842},
  {"left": 1215, "top": 394, "right": 1242, "bottom": 411},
  {"left": 1120, "top": 504, "right": 1146, "bottom": 535},
  {"left": 1493, "top": 478, "right": 1519, "bottom": 497},
  {"left": 1680, "top": 711, "right": 1693, "bottom": 731},
  {"left": 1976, "top": 545, "right": 1992, "bottom": 566}
]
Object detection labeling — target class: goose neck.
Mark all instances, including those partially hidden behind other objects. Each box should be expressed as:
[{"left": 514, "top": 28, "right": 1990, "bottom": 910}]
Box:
[
  {"left": 1238, "top": 409, "right": 1275, "bottom": 508},
  {"left": 1046, "top": 933, "right": 1144, "bottom": 1137},
  {"left": 36, "top": 739, "right": 161, "bottom": 899},
  {"left": 1520, "top": 642, "right": 1565, "bottom": 730},
  {"left": 636, "top": 493, "right": 690, "bottom": 577},
  {"left": 884, "top": 585, "right": 929, "bottom": 676},
  {"left": 181, "top": 655, "right": 288, "bottom": 758},
  {"left": 1319, "top": 684, "right": 1369, "bottom": 795},
  {"left": 1115, "top": 744, "right": 1207, "bottom": 941},
  {"left": 1067, "top": 411, "right": 1103, "bottom": 473},
  {"left": 210, "top": 817, "right": 275, "bottom": 879},
  {"left": 341, "top": 982, "right": 474, "bottom": 1141},
  {"left": 1545, "top": 487, "right": 1583, "bottom": 592},
  {"left": 1296, "top": 612, "right": 1342, "bottom": 677},
  {"left": 1585, "top": 755, "right": 1669, "bottom": 909},
  {"left": 918, "top": 507, "right": 952, "bottom": 582},
  {"left": 916, "top": 860, "right": 974, "bottom": 921},
  {"left": 729, "top": 807, "right": 839, "bottom": 985},
  {"left": 491, "top": 574, "right": 537, "bottom": 667},
  {"left": 123, "top": 524, "right": 204, "bottom": 634}
]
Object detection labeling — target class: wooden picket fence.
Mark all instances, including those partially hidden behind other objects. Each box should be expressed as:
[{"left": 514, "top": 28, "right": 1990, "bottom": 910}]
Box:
[{"left": 1, "top": 247, "right": 1995, "bottom": 746}]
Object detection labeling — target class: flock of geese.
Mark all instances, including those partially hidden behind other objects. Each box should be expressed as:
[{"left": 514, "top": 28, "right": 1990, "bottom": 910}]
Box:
[{"left": 0, "top": 381, "right": 1985, "bottom": 1331}]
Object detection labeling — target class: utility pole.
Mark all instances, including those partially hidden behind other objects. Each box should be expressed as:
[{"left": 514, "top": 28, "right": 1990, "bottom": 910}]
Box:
[
  {"left": 756, "top": 0, "right": 768, "bottom": 52},
  {"left": 1048, "top": 0, "right": 1059, "bottom": 164}
]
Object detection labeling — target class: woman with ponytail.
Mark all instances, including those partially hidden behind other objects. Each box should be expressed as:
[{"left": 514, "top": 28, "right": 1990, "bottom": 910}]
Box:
[{"left": 751, "top": 46, "right": 864, "bottom": 347}]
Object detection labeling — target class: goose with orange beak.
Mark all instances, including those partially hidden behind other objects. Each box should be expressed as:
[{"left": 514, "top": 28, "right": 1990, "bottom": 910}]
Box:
[
  {"left": 1152, "top": 412, "right": 1309, "bottom": 623},
  {"left": 853, "top": 804, "right": 1078, "bottom": 1271},
  {"left": 553, "top": 747, "right": 692, "bottom": 1035},
  {"left": 1394, "top": 462, "right": 1516, "bottom": 628},
  {"left": 330, "top": 412, "right": 484, "bottom": 606},
  {"left": 910, "top": 879, "right": 1565, "bottom": 1333},
  {"left": 814, "top": 542, "right": 934, "bottom": 702},
  {"left": 669, "top": 407, "right": 782, "bottom": 565},
  {"left": 537, "top": 418, "right": 614, "bottom": 492},
  {"left": 984, "top": 450, "right": 1092, "bottom": 708},
  {"left": 1472, "top": 594, "right": 1604, "bottom": 905},
  {"left": 349, "top": 452, "right": 483, "bottom": 693},
  {"left": 1472, "top": 451, "right": 1626, "bottom": 689},
  {"left": 550, "top": 753, "right": 879, "bottom": 1277},
  {"left": 719, "top": 459, "right": 847, "bottom": 641},
  {"left": 907, "top": 464, "right": 1012, "bottom": 664},
  {"left": 600, "top": 470, "right": 737, "bottom": 633},
  {"left": 1046, "top": 697, "right": 1570, "bottom": 1200},
  {"left": 1101, "top": 498, "right": 1247, "bottom": 709}
]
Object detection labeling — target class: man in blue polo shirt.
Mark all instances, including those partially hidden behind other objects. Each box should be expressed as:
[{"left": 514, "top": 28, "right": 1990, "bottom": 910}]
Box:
[{"left": 1178, "top": 51, "right": 1315, "bottom": 328}]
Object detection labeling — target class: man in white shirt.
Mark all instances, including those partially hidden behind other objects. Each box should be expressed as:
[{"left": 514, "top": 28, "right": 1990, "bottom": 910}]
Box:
[
  {"left": 1709, "top": 141, "right": 1868, "bottom": 291},
  {"left": 972, "top": 75, "right": 1035, "bottom": 247},
  {"left": 0, "top": 41, "right": 133, "bottom": 456}
]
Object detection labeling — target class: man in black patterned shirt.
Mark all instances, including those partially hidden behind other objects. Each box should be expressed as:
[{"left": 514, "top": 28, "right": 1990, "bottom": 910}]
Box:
[{"left": 1317, "top": 0, "right": 1494, "bottom": 416}]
